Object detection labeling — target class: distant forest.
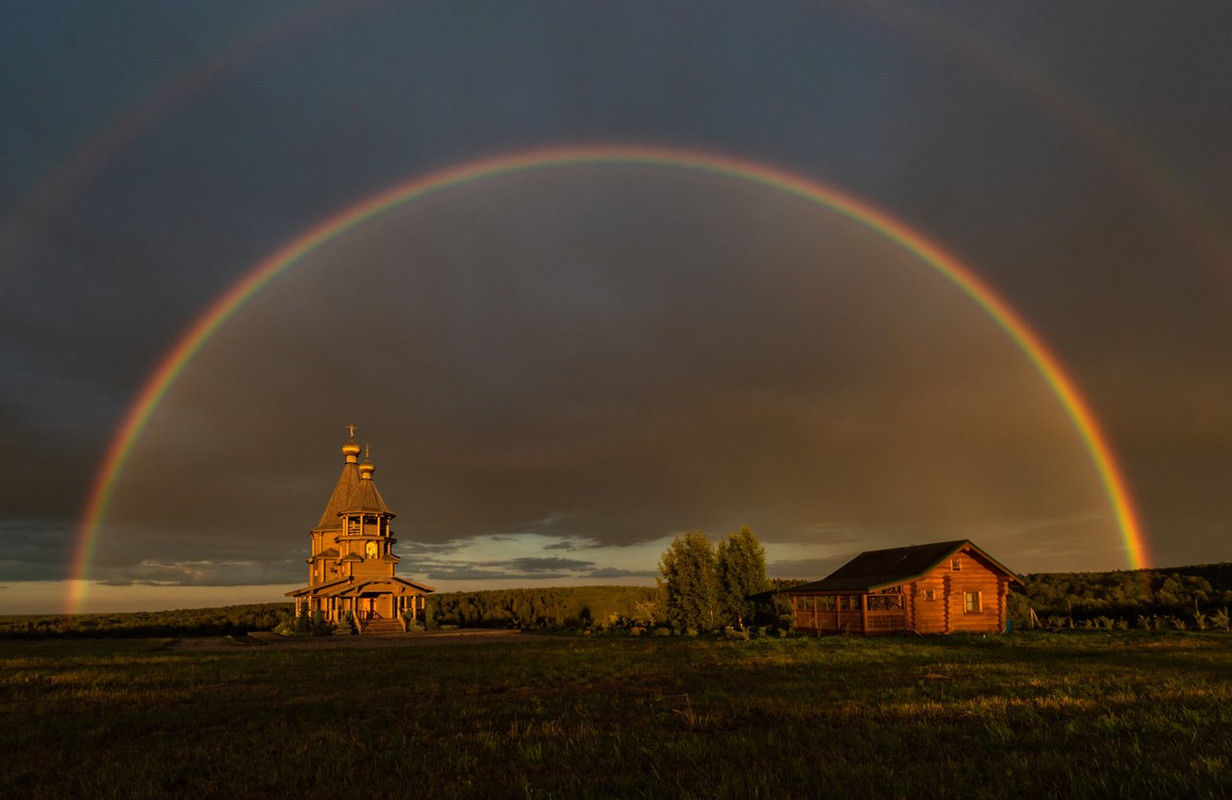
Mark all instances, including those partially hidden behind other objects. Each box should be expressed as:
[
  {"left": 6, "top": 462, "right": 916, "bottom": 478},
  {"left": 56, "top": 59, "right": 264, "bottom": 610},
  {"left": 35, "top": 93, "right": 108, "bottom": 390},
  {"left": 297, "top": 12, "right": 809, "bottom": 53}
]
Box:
[
  {"left": 1011, "top": 564, "right": 1232, "bottom": 629},
  {"left": 0, "top": 603, "right": 288, "bottom": 639},
  {"left": 3, "top": 564, "right": 1231, "bottom": 638}
]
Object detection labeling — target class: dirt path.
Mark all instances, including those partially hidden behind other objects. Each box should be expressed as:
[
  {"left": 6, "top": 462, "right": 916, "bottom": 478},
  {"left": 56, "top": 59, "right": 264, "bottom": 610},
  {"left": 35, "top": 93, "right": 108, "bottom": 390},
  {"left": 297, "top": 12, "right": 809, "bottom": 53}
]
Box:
[{"left": 172, "top": 628, "right": 562, "bottom": 652}]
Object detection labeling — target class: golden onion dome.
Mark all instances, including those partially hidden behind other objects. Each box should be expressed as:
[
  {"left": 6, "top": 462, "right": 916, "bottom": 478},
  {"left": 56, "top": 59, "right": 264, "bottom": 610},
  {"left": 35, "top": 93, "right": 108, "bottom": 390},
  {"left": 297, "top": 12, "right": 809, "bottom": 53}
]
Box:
[{"left": 342, "top": 440, "right": 362, "bottom": 462}]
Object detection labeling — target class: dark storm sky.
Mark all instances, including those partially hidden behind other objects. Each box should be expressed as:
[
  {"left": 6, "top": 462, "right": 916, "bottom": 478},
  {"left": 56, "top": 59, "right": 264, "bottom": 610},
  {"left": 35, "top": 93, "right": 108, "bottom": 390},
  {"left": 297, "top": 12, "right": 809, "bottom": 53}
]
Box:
[{"left": 2, "top": 2, "right": 1231, "bottom": 612}]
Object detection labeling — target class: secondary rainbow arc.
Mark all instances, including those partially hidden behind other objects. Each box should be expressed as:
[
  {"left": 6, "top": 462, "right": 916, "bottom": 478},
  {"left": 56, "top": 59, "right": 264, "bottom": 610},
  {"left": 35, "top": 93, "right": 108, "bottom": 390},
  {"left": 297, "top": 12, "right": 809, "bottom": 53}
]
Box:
[{"left": 68, "top": 144, "right": 1149, "bottom": 613}]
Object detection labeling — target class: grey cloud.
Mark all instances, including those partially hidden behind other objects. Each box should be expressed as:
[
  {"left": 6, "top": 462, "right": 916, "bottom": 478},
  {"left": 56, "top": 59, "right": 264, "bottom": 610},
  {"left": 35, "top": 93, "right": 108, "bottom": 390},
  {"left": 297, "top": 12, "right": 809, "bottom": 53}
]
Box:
[
  {"left": 0, "top": 520, "right": 76, "bottom": 582},
  {"left": 508, "top": 557, "right": 594, "bottom": 572},
  {"left": 93, "top": 559, "right": 302, "bottom": 588},
  {"left": 423, "top": 566, "right": 571, "bottom": 582},
  {"left": 587, "top": 567, "right": 657, "bottom": 579},
  {"left": 768, "top": 558, "right": 851, "bottom": 581}
]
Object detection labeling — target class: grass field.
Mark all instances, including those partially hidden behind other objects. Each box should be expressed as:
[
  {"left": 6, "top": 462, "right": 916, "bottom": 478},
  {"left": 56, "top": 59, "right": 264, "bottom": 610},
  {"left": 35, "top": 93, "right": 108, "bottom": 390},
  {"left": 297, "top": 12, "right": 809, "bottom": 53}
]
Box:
[{"left": 4, "top": 631, "right": 1230, "bottom": 798}]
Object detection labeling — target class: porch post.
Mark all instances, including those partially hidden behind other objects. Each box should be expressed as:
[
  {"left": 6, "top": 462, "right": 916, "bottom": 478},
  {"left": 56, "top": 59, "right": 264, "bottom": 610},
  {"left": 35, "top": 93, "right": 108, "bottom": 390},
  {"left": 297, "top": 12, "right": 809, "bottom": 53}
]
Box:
[{"left": 860, "top": 594, "right": 868, "bottom": 634}]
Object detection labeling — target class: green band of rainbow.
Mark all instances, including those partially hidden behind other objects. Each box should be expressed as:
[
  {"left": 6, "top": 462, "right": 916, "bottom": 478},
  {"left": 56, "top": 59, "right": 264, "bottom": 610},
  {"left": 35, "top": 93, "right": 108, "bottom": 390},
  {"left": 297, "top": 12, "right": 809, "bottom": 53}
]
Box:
[{"left": 68, "top": 144, "right": 1148, "bottom": 612}]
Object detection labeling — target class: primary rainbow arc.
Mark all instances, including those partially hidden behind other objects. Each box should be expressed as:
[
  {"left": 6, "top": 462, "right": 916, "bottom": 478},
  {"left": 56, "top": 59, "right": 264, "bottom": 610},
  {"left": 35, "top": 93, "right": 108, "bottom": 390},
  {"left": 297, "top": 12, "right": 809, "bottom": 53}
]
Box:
[{"left": 68, "top": 144, "right": 1148, "bottom": 613}]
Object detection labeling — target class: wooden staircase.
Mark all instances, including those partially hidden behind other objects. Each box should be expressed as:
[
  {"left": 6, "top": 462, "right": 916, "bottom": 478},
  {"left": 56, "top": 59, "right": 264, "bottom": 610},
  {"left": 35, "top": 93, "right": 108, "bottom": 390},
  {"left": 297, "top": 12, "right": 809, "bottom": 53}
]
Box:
[{"left": 359, "top": 617, "right": 404, "bottom": 635}]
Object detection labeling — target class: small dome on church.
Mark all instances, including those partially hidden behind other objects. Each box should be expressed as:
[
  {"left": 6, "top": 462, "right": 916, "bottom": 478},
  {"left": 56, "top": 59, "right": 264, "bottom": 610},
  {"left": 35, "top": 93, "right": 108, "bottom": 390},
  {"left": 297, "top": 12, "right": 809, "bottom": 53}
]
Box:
[
  {"left": 359, "top": 458, "right": 375, "bottom": 480},
  {"left": 342, "top": 440, "right": 362, "bottom": 462}
]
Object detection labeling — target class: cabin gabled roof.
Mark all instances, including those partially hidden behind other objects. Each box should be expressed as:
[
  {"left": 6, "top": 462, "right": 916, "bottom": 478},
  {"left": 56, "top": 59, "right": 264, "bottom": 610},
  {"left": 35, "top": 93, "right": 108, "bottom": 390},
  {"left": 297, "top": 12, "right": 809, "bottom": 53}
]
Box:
[{"left": 788, "top": 539, "right": 1022, "bottom": 594}]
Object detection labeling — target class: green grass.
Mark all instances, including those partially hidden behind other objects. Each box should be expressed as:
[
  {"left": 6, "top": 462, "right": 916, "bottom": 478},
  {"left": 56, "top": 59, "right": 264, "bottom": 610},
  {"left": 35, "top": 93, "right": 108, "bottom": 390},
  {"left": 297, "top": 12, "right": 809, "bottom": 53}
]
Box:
[{"left": 3, "top": 632, "right": 1230, "bottom": 798}]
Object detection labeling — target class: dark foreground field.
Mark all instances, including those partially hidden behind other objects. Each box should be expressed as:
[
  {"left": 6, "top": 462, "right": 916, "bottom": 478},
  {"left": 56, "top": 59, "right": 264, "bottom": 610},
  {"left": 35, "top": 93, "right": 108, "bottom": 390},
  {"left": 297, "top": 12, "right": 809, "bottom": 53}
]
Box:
[{"left": 4, "top": 632, "right": 1230, "bottom": 799}]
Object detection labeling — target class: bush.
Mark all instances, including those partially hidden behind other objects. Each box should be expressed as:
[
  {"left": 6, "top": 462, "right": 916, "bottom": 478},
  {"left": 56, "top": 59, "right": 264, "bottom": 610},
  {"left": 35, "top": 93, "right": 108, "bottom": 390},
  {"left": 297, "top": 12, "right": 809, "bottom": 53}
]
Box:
[{"left": 274, "top": 610, "right": 334, "bottom": 637}]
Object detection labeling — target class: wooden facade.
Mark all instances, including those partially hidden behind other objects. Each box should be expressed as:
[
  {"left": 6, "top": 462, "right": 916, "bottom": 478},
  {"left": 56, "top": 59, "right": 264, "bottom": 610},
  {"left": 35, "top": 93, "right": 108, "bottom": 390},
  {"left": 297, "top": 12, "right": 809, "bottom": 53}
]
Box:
[
  {"left": 786, "top": 540, "right": 1021, "bottom": 636},
  {"left": 286, "top": 433, "right": 434, "bottom": 633}
]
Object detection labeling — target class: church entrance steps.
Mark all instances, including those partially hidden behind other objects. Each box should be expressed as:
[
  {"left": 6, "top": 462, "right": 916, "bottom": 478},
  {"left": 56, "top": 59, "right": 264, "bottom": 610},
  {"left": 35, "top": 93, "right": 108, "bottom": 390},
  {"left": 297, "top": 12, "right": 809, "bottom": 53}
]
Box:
[{"left": 359, "top": 618, "right": 405, "bottom": 635}]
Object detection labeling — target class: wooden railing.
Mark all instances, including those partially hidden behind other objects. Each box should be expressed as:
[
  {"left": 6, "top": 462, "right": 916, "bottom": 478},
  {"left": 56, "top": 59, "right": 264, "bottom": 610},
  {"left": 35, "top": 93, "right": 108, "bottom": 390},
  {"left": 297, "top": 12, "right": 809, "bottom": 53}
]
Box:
[
  {"left": 796, "top": 609, "right": 907, "bottom": 633},
  {"left": 866, "top": 611, "right": 907, "bottom": 630}
]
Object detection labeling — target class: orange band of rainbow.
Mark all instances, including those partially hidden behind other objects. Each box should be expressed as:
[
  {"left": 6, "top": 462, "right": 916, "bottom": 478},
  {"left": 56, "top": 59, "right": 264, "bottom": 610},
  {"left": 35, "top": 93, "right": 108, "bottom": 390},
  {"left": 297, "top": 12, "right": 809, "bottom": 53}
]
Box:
[{"left": 68, "top": 144, "right": 1147, "bottom": 612}]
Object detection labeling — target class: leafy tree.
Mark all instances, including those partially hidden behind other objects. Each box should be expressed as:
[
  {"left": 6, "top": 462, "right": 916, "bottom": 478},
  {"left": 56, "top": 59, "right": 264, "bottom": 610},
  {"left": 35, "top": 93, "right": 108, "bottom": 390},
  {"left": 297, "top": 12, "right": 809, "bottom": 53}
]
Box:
[
  {"left": 716, "top": 526, "right": 769, "bottom": 629},
  {"left": 658, "top": 530, "right": 719, "bottom": 632}
]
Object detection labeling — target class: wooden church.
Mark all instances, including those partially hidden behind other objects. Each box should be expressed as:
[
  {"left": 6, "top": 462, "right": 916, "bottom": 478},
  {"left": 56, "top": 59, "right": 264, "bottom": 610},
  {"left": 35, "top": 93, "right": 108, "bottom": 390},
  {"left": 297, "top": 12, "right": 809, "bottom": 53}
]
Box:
[
  {"left": 286, "top": 429, "right": 434, "bottom": 634},
  {"left": 786, "top": 540, "right": 1021, "bottom": 636}
]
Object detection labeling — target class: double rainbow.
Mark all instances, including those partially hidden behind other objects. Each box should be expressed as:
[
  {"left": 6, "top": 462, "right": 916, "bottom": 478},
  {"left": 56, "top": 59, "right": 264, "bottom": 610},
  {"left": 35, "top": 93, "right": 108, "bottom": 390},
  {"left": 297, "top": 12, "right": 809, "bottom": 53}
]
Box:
[{"left": 68, "top": 144, "right": 1148, "bottom": 613}]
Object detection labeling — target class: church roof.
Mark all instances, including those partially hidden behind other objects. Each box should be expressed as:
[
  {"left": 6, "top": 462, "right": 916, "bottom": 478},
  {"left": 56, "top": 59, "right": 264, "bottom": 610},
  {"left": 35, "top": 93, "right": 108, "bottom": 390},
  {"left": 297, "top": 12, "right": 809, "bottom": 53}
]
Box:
[
  {"left": 313, "top": 438, "right": 395, "bottom": 527},
  {"left": 286, "top": 574, "right": 436, "bottom": 598},
  {"left": 308, "top": 547, "right": 339, "bottom": 561},
  {"left": 285, "top": 575, "right": 350, "bottom": 597},
  {"left": 315, "top": 461, "right": 361, "bottom": 530},
  {"left": 342, "top": 468, "right": 393, "bottom": 516}
]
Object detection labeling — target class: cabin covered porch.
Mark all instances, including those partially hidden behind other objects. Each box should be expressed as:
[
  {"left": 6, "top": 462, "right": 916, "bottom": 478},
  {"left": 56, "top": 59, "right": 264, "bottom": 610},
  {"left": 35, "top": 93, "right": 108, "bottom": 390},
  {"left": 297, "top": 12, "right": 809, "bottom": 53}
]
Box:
[{"left": 792, "top": 588, "right": 908, "bottom": 635}]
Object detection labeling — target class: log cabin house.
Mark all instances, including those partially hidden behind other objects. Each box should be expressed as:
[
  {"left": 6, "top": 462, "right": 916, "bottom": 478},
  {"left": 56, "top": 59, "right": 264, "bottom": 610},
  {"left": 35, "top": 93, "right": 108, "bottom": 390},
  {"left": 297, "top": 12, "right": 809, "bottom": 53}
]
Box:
[{"left": 786, "top": 540, "right": 1021, "bottom": 635}]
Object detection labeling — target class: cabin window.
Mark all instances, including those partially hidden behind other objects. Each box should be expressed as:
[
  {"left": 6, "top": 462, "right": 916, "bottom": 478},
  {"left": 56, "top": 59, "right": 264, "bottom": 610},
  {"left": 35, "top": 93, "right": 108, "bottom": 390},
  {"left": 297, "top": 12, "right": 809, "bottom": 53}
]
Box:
[
  {"left": 951, "top": 558, "right": 961, "bottom": 571},
  {"left": 817, "top": 596, "right": 836, "bottom": 610},
  {"left": 964, "top": 591, "right": 982, "bottom": 613}
]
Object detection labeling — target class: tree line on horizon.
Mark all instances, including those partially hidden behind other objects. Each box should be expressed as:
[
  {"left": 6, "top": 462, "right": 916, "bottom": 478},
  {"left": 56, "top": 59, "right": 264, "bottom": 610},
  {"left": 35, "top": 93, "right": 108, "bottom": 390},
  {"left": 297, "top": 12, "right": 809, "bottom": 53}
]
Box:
[
  {"left": 5, "top": 556, "right": 1232, "bottom": 638},
  {"left": 0, "top": 603, "right": 288, "bottom": 638},
  {"left": 1011, "top": 564, "right": 1232, "bottom": 629}
]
